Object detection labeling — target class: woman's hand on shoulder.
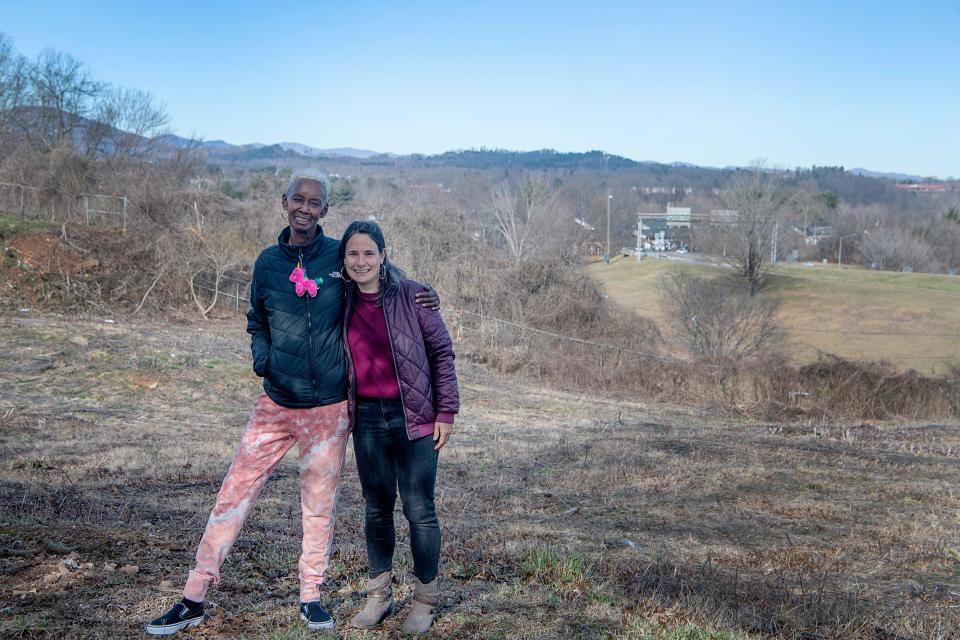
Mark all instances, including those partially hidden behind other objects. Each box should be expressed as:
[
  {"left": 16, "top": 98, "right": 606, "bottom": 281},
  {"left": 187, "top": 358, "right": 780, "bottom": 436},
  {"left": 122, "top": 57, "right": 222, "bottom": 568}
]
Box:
[{"left": 433, "top": 420, "right": 453, "bottom": 450}]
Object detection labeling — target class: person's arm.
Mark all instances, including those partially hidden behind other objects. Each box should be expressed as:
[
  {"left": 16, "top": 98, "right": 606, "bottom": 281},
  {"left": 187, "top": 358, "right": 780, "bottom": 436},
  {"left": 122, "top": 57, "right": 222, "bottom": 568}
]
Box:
[
  {"left": 246, "top": 260, "right": 271, "bottom": 377},
  {"left": 414, "top": 284, "right": 440, "bottom": 310},
  {"left": 414, "top": 293, "right": 459, "bottom": 449}
]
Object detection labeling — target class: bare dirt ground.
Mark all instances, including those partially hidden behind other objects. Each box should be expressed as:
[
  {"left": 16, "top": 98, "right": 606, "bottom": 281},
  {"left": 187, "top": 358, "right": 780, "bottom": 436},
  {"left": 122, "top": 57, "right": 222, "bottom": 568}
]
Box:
[{"left": 1, "top": 314, "right": 958, "bottom": 639}]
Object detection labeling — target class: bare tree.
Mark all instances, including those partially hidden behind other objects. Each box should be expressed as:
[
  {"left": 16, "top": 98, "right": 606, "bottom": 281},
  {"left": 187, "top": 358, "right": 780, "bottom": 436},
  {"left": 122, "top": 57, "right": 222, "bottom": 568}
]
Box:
[
  {"left": 860, "top": 228, "right": 936, "bottom": 273},
  {"left": 489, "top": 174, "right": 558, "bottom": 264},
  {"left": 86, "top": 87, "right": 170, "bottom": 159},
  {"left": 0, "top": 33, "right": 27, "bottom": 136},
  {"left": 184, "top": 201, "right": 245, "bottom": 318},
  {"left": 661, "top": 270, "right": 782, "bottom": 361},
  {"left": 14, "top": 49, "right": 103, "bottom": 150},
  {"left": 721, "top": 165, "right": 793, "bottom": 295}
]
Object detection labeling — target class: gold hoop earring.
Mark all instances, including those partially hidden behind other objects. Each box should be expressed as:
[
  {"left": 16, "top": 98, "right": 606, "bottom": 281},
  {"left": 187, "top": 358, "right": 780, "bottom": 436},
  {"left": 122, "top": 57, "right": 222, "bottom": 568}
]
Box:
[{"left": 340, "top": 266, "right": 352, "bottom": 283}]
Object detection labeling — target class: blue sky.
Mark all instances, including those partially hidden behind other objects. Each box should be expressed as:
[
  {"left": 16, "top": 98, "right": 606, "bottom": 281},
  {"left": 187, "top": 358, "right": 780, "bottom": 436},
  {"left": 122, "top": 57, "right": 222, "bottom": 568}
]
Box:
[{"left": 1, "top": 1, "right": 958, "bottom": 177}]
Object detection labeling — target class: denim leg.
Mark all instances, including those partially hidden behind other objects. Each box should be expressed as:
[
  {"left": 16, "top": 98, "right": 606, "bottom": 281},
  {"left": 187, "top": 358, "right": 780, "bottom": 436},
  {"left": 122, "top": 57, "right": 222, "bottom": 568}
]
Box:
[
  {"left": 352, "top": 400, "right": 398, "bottom": 578},
  {"left": 396, "top": 434, "right": 440, "bottom": 583}
]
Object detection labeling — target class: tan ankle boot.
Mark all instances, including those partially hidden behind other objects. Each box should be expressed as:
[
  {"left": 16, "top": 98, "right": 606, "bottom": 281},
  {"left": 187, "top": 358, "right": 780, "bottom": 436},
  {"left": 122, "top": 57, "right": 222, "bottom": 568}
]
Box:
[
  {"left": 350, "top": 571, "right": 393, "bottom": 629},
  {"left": 401, "top": 577, "right": 439, "bottom": 635}
]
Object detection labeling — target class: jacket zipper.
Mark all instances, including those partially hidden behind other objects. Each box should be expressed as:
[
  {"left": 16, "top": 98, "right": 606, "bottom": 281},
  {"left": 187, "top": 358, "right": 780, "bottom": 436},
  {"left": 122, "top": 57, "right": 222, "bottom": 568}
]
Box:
[
  {"left": 343, "top": 292, "right": 357, "bottom": 427},
  {"left": 381, "top": 296, "right": 409, "bottom": 435},
  {"left": 300, "top": 247, "right": 319, "bottom": 405}
]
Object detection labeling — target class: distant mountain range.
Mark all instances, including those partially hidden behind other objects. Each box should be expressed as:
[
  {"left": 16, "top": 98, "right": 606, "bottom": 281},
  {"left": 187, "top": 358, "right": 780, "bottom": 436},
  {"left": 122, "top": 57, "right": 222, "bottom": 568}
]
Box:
[
  {"left": 156, "top": 135, "right": 386, "bottom": 160},
  {"left": 1, "top": 106, "right": 942, "bottom": 180},
  {"left": 153, "top": 135, "right": 942, "bottom": 182},
  {"left": 847, "top": 168, "right": 929, "bottom": 182}
]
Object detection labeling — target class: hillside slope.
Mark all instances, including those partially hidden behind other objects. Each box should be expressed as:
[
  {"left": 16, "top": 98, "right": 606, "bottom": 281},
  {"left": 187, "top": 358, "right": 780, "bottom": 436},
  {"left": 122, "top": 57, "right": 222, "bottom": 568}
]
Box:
[
  {"left": 0, "top": 315, "right": 957, "bottom": 637},
  {"left": 586, "top": 257, "right": 960, "bottom": 374}
]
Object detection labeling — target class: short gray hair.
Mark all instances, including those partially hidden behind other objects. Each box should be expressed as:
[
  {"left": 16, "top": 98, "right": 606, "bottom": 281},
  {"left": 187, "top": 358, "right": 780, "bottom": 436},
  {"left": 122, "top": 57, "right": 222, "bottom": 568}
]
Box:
[{"left": 285, "top": 168, "right": 331, "bottom": 206}]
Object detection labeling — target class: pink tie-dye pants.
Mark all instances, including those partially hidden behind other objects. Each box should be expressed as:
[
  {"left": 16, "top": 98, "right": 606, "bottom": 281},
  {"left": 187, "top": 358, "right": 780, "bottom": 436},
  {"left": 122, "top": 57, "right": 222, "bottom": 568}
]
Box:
[{"left": 182, "top": 393, "right": 349, "bottom": 603}]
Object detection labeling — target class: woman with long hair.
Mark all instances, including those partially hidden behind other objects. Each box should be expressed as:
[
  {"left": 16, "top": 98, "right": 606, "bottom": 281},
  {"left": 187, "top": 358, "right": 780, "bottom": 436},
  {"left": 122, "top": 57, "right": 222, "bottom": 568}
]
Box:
[{"left": 339, "top": 219, "right": 459, "bottom": 635}]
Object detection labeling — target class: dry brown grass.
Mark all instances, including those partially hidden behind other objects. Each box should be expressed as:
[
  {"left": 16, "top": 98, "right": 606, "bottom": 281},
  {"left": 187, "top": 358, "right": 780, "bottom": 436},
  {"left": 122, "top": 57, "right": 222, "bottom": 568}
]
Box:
[
  {"left": 1, "top": 315, "right": 958, "bottom": 638},
  {"left": 458, "top": 311, "right": 959, "bottom": 422}
]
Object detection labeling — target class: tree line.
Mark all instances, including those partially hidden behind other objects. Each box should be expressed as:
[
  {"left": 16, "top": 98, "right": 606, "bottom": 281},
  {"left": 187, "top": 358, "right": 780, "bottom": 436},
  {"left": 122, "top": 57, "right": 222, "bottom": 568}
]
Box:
[{"left": 0, "top": 33, "right": 169, "bottom": 161}]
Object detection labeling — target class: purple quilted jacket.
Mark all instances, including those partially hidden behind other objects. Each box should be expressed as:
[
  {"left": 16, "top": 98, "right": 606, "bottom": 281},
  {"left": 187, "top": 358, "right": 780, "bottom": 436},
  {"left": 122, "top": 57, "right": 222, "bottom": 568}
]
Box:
[{"left": 343, "top": 280, "right": 460, "bottom": 440}]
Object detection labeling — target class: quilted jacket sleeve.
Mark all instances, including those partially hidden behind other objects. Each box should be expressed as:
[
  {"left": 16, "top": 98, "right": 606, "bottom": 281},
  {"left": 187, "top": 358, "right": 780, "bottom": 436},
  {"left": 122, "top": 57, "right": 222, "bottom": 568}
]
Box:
[
  {"left": 415, "top": 297, "right": 460, "bottom": 419},
  {"left": 246, "top": 257, "right": 271, "bottom": 378}
]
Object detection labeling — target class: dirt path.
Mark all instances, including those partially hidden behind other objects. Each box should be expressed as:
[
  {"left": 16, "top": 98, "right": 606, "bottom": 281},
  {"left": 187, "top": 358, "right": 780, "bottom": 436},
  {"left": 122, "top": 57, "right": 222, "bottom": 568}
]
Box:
[{"left": 1, "top": 315, "right": 958, "bottom": 638}]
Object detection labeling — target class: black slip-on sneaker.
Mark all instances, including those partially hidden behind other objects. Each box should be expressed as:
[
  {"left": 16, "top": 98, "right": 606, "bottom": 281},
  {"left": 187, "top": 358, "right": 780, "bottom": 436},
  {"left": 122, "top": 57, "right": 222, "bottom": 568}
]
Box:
[
  {"left": 300, "top": 600, "right": 335, "bottom": 631},
  {"left": 145, "top": 599, "right": 204, "bottom": 636}
]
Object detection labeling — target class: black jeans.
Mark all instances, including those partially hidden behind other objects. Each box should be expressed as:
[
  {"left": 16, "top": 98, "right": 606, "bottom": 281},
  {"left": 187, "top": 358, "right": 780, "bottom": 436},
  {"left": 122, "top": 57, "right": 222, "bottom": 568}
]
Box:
[{"left": 353, "top": 397, "right": 440, "bottom": 583}]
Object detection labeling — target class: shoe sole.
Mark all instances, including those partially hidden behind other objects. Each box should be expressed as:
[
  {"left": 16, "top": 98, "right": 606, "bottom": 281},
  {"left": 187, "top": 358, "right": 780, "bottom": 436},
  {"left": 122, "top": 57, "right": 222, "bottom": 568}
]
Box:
[
  {"left": 300, "top": 613, "right": 336, "bottom": 631},
  {"left": 145, "top": 616, "right": 203, "bottom": 636}
]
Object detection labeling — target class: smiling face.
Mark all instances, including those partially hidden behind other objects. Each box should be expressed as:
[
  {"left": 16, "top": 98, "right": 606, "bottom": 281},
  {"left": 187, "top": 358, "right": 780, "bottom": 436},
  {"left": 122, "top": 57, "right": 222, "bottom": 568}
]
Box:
[
  {"left": 282, "top": 178, "right": 328, "bottom": 244},
  {"left": 343, "top": 232, "right": 385, "bottom": 293}
]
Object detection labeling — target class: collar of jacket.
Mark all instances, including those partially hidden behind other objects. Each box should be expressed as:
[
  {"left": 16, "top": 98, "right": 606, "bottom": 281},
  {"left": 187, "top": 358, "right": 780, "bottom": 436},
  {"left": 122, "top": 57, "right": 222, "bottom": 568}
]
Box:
[
  {"left": 343, "top": 281, "right": 398, "bottom": 307},
  {"left": 276, "top": 225, "right": 327, "bottom": 260}
]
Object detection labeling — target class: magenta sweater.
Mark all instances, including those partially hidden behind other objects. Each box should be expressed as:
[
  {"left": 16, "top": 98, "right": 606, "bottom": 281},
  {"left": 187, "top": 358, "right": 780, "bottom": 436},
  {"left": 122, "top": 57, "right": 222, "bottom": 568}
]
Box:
[
  {"left": 347, "top": 291, "right": 402, "bottom": 399},
  {"left": 346, "top": 289, "right": 456, "bottom": 431}
]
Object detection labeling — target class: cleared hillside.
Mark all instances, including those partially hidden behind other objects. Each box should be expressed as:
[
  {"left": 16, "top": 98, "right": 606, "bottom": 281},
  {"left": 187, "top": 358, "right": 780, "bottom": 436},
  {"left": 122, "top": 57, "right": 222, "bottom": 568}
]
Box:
[
  {"left": 586, "top": 256, "right": 960, "bottom": 375},
  {"left": 1, "top": 315, "right": 957, "bottom": 637}
]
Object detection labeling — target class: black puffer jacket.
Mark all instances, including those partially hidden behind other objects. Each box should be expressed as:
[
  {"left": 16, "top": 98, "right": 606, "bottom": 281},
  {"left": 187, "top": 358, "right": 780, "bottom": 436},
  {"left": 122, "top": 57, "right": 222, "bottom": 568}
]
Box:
[{"left": 247, "top": 227, "right": 347, "bottom": 408}]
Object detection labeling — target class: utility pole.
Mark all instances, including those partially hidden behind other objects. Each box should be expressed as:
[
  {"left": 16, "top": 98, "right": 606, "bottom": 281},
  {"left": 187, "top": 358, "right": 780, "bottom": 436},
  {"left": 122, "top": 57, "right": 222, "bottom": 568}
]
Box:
[
  {"left": 602, "top": 151, "right": 611, "bottom": 264},
  {"left": 606, "top": 193, "right": 613, "bottom": 262},
  {"left": 636, "top": 215, "right": 643, "bottom": 261},
  {"left": 771, "top": 222, "right": 778, "bottom": 264},
  {"left": 838, "top": 233, "right": 857, "bottom": 268}
]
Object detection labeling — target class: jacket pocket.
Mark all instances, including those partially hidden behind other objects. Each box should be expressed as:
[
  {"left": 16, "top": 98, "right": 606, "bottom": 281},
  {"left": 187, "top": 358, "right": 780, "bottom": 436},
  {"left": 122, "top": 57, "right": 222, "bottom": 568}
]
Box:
[{"left": 253, "top": 350, "right": 270, "bottom": 377}]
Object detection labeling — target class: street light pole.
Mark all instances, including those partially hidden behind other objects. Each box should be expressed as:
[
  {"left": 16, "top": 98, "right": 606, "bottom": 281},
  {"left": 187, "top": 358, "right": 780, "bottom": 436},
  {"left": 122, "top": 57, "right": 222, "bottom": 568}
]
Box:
[
  {"left": 606, "top": 193, "right": 612, "bottom": 263},
  {"left": 838, "top": 233, "right": 857, "bottom": 268},
  {"left": 636, "top": 215, "right": 643, "bottom": 261}
]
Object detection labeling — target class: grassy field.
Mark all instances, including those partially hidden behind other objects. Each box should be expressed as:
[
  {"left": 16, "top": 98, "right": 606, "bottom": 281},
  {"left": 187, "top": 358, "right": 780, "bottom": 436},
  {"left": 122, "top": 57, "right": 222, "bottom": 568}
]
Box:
[
  {"left": 0, "top": 314, "right": 958, "bottom": 638},
  {"left": 585, "top": 256, "right": 960, "bottom": 375}
]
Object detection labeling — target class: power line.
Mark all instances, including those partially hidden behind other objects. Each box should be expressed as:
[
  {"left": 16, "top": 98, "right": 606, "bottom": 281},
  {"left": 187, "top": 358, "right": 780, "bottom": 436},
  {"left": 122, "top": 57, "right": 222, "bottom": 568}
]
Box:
[
  {"left": 790, "top": 328, "right": 960, "bottom": 338},
  {"left": 454, "top": 308, "right": 679, "bottom": 362},
  {"left": 453, "top": 309, "right": 960, "bottom": 370}
]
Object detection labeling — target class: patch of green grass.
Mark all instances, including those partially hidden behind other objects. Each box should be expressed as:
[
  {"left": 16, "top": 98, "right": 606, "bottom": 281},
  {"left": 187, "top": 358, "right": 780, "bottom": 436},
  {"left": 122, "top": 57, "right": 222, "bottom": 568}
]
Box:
[
  {"left": 0, "top": 212, "right": 55, "bottom": 238},
  {"left": 625, "top": 618, "right": 753, "bottom": 640},
  {"left": 135, "top": 355, "right": 163, "bottom": 370},
  {"left": 444, "top": 612, "right": 483, "bottom": 626},
  {"left": 520, "top": 545, "right": 588, "bottom": 590},
  {"left": 586, "top": 257, "right": 960, "bottom": 374},
  {"left": 252, "top": 543, "right": 295, "bottom": 578},
  {"left": 538, "top": 466, "right": 562, "bottom": 478},
  {"left": 258, "top": 627, "right": 337, "bottom": 640},
  {"left": 6, "top": 613, "right": 53, "bottom": 632},
  {"left": 590, "top": 591, "right": 620, "bottom": 606},
  {"left": 943, "top": 545, "right": 960, "bottom": 563}
]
